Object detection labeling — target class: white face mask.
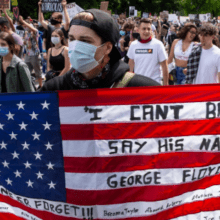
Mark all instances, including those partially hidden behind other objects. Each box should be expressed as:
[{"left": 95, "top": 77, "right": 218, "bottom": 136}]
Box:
[
  {"left": 51, "top": 37, "right": 60, "bottom": 45},
  {"left": 68, "top": 40, "right": 105, "bottom": 73}
]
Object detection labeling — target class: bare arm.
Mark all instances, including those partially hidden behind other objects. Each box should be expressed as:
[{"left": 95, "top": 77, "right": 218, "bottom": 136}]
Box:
[
  {"left": 2, "top": 8, "right": 15, "bottom": 32},
  {"left": 160, "top": 59, "right": 169, "bottom": 86},
  {"left": 168, "top": 39, "right": 178, "bottom": 64},
  {"left": 59, "top": 47, "right": 71, "bottom": 76},
  {"left": 218, "top": 72, "right": 220, "bottom": 83},
  {"left": 47, "top": 48, "right": 52, "bottom": 71},
  {"left": 128, "top": 59, "right": 134, "bottom": 72},
  {"left": 38, "top": 0, "right": 48, "bottom": 30},
  {"left": 19, "top": 16, "right": 38, "bottom": 34},
  {"left": 62, "top": 0, "right": 70, "bottom": 31}
]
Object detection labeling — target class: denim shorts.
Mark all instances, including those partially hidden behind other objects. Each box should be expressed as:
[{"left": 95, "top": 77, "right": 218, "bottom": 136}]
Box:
[{"left": 176, "top": 66, "right": 186, "bottom": 85}]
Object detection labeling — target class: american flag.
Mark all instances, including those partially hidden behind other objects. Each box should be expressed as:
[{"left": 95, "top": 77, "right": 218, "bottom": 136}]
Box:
[{"left": 1, "top": 85, "right": 220, "bottom": 220}]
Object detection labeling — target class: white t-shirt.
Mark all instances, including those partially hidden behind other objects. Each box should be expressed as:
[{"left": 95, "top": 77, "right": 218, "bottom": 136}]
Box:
[
  {"left": 127, "top": 38, "right": 167, "bottom": 83},
  {"left": 193, "top": 45, "right": 220, "bottom": 84}
]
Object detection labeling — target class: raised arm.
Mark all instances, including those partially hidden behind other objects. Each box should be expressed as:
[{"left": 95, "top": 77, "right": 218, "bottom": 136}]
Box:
[
  {"left": 2, "top": 7, "right": 15, "bottom": 32},
  {"left": 19, "top": 16, "right": 38, "bottom": 34},
  {"left": 38, "top": 0, "right": 48, "bottom": 30},
  {"left": 62, "top": 0, "right": 70, "bottom": 31}
]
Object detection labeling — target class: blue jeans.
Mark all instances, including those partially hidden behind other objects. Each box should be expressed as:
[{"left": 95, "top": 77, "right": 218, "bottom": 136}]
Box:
[
  {"left": 176, "top": 66, "right": 186, "bottom": 85},
  {"left": 41, "top": 53, "right": 47, "bottom": 74}
]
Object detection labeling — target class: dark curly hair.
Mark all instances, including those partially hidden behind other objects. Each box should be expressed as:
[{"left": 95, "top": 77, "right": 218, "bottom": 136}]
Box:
[{"left": 177, "top": 23, "right": 199, "bottom": 41}]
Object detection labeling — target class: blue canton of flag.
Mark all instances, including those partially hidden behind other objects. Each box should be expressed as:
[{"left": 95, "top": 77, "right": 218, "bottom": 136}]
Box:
[{"left": 0, "top": 92, "right": 66, "bottom": 202}]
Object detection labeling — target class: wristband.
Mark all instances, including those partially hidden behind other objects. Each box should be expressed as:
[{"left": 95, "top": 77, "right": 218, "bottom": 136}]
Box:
[{"left": 42, "top": 50, "right": 46, "bottom": 53}]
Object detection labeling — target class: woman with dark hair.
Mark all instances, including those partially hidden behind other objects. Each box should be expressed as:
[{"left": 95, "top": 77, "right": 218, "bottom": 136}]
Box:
[
  {"left": 46, "top": 28, "right": 71, "bottom": 81},
  {"left": 0, "top": 32, "right": 34, "bottom": 92},
  {"left": 168, "top": 23, "right": 199, "bottom": 84}
]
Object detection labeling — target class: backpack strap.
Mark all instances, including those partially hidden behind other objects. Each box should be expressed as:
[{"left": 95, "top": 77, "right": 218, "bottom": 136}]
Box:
[{"left": 113, "top": 72, "right": 135, "bottom": 88}]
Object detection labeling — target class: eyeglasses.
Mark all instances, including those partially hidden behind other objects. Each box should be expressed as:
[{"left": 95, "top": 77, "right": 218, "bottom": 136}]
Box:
[{"left": 189, "top": 30, "right": 197, "bottom": 35}]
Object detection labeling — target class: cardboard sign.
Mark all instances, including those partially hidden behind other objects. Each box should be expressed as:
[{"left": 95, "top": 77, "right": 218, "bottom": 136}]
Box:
[
  {"left": 169, "top": 14, "right": 178, "bottom": 22},
  {"left": 62, "top": 2, "right": 84, "bottom": 22},
  {"left": 100, "top": 1, "right": 109, "bottom": 11},
  {"left": 41, "top": 0, "right": 63, "bottom": 13},
  {"left": 142, "top": 12, "right": 149, "bottom": 18},
  {"left": 129, "top": 6, "right": 135, "bottom": 17},
  {"left": 0, "top": 0, "right": 10, "bottom": 9},
  {"left": 13, "top": 7, "right": 19, "bottom": 21},
  {"left": 199, "top": 14, "right": 208, "bottom": 22},
  {"left": 11, "top": 0, "right": 18, "bottom": 6}
]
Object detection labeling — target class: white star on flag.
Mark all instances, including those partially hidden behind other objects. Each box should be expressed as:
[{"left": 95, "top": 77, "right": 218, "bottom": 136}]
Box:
[
  {"left": 26, "top": 180, "right": 34, "bottom": 188},
  {"left": 12, "top": 151, "right": 19, "bottom": 159},
  {"left": 24, "top": 161, "right": 32, "bottom": 169},
  {"left": 45, "top": 142, "right": 53, "bottom": 150},
  {"left": 36, "top": 171, "right": 44, "bottom": 179},
  {"left": 46, "top": 162, "right": 55, "bottom": 170},
  {"left": 0, "top": 141, "right": 7, "bottom": 149},
  {"left": 17, "top": 101, "right": 25, "bottom": 110},
  {"left": 42, "top": 121, "right": 52, "bottom": 130},
  {"left": 29, "top": 111, "right": 39, "bottom": 120},
  {"left": 2, "top": 160, "right": 9, "bottom": 168},
  {"left": 9, "top": 131, "right": 18, "bottom": 140},
  {"left": 19, "top": 122, "right": 28, "bottom": 130},
  {"left": 41, "top": 100, "right": 50, "bottom": 109},
  {"left": 34, "top": 152, "right": 42, "bottom": 160},
  {"left": 22, "top": 142, "right": 30, "bottom": 150},
  {"left": 6, "top": 111, "right": 15, "bottom": 120},
  {"left": 0, "top": 123, "right": 4, "bottom": 130},
  {"left": 32, "top": 132, "right": 41, "bottom": 140},
  {"left": 14, "top": 170, "right": 22, "bottom": 178},
  {"left": 48, "top": 181, "right": 56, "bottom": 189},
  {"left": 5, "top": 178, "right": 12, "bottom": 185}
]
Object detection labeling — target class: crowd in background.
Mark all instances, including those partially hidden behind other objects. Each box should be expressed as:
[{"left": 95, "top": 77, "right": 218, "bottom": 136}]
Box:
[{"left": 0, "top": 1, "right": 219, "bottom": 93}]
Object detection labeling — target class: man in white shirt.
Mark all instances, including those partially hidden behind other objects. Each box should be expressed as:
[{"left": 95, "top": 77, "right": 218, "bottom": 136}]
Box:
[
  {"left": 127, "top": 18, "right": 168, "bottom": 85},
  {"left": 193, "top": 24, "right": 220, "bottom": 84}
]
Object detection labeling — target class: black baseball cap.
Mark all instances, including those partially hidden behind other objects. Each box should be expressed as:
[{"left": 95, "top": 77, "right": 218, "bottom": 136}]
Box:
[{"left": 70, "top": 9, "right": 121, "bottom": 64}]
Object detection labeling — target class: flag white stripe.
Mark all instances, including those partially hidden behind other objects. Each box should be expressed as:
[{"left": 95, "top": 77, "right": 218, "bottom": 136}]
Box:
[
  {"left": 59, "top": 101, "right": 217, "bottom": 124},
  {"left": 62, "top": 135, "right": 220, "bottom": 157},
  {"left": 1, "top": 184, "right": 220, "bottom": 219},
  {"left": 65, "top": 163, "right": 220, "bottom": 190}
]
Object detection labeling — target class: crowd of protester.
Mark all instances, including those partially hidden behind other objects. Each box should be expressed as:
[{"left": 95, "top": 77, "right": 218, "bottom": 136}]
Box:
[{"left": 0, "top": 1, "right": 220, "bottom": 93}]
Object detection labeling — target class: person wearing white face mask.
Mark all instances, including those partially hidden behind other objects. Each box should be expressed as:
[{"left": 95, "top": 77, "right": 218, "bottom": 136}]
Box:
[
  {"left": 46, "top": 29, "right": 70, "bottom": 81},
  {"left": 39, "top": 9, "right": 160, "bottom": 91},
  {"left": 0, "top": 32, "right": 34, "bottom": 93}
]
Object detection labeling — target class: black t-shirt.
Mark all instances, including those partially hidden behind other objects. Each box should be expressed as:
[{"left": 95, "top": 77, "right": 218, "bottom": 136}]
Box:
[
  {"left": 123, "top": 34, "right": 130, "bottom": 63},
  {"left": 43, "top": 25, "right": 69, "bottom": 51}
]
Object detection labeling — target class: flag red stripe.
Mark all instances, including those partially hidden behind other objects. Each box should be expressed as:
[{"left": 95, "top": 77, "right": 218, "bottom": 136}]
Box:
[
  {"left": 66, "top": 174, "right": 220, "bottom": 205},
  {"left": 0, "top": 213, "right": 25, "bottom": 220},
  {"left": 61, "top": 119, "right": 220, "bottom": 140},
  {"left": 64, "top": 152, "right": 220, "bottom": 173},
  {"left": 0, "top": 195, "right": 79, "bottom": 220},
  {"left": 58, "top": 84, "right": 220, "bottom": 106}
]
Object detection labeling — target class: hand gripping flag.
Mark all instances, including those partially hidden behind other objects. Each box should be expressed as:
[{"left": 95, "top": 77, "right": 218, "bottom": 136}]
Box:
[{"left": 1, "top": 85, "right": 220, "bottom": 219}]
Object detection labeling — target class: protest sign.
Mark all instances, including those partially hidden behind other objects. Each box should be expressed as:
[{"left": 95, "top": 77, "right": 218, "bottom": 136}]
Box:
[
  {"left": 142, "top": 12, "right": 149, "bottom": 18},
  {"left": 0, "top": 0, "right": 10, "bottom": 9},
  {"left": 134, "top": 10, "right": 137, "bottom": 17},
  {"left": 2, "top": 85, "right": 220, "bottom": 219},
  {"left": 11, "top": 0, "right": 18, "bottom": 6},
  {"left": 168, "top": 14, "right": 178, "bottom": 22},
  {"left": 189, "top": 14, "right": 196, "bottom": 20},
  {"left": 129, "top": 6, "right": 135, "bottom": 17},
  {"left": 137, "top": 11, "right": 141, "bottom": 18},
  {"left": 62, "top": 2, "right": 84, "bottom": 22},
  {"left": 180, "top": 16, "right": 189, "bottom": 23},
  {"left": 199, "top": 14, "right": 208, "bottom": 22},
  {"left": 41, "top": 0, "right": 63, "bottom": 13},
  {"left": 13, "top": 6, "right": 19, "bottom": 21}
]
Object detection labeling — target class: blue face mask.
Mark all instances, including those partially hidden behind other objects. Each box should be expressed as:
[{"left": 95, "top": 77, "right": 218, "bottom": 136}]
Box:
[
  {"left": 68, "top": 40, "right": 105, "bottom": 73},
  {"left": 0, "top": 47, "right": 9, "bottom": 56},
  {"left": 120, "top": 30, "right": 125, "bottom": 36}
]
